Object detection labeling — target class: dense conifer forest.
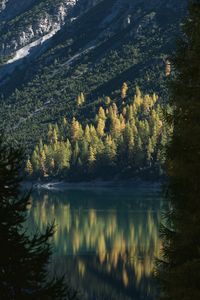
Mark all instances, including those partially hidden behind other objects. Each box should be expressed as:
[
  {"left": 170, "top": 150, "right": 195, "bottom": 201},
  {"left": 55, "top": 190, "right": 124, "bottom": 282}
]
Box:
[
  {"left": 0, "top": 0, "right": 186, "bottom": 152},
  {"left": 25, "top": 86, "right": 169, "bottom": 181},
  {"left": 1, "top": 1, "right": 200, "bottom": 299}
]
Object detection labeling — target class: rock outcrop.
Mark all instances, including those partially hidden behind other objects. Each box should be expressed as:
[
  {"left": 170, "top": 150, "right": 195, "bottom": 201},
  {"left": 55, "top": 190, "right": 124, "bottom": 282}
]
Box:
[{"left": 0, "top": 0, "right": 77, "bottom": 58}]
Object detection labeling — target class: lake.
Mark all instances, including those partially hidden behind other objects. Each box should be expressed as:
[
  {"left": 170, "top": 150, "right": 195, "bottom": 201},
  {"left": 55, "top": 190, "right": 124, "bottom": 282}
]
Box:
[{"left": 27, "top": 185, "right": 163, "bottom": 300}]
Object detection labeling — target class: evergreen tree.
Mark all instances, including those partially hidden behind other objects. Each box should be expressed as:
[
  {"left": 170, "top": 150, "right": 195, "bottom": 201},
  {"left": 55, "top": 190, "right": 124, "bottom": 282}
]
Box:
[
  {"left": 88, "top": 146, "right": 96, "bottom": 166},
  {"left": 80, "top": 139, "right": 89, "bottom": 163},
  {"left": 80, "top": 92, "right": 85, "bottom": 105},
  {"left": 97, "top": 118, "right": 105, "bottom": 137},
  {"left": 89, "top": 125, "right": 99, "bottom": 145},
  {"left": 84, "top": 125, "right": 91, "bottom": 143},
  {"left": 71, "top": 118, "right": 83, "bottom": 142},
  {"left": 72, "top": 142, "right": 80, "bottom": 166},
  {"left": 98, "top": 107, "right": 106, "bottom": 120},
  {"left": 31, "top": 149, "right": 40, "bottom": 173},
  {"left": 57, "top": 141, "right": 72, "bottom": 170},
  {"left": 28, "top": 88, "right": 165, "bottom": 180},
  {"left": 0, "top": 136, "right": 78, "bottom": 299},
  {"left": 104, "top": 135, "right": 117, "bottom": 161},
  {"left": 25, "top": 159, "right": 33, "bottom": 176},
  {"left": 146, "top": 138, "right": 154, "bottom": 164},
  {"left": 97, "top": 107, "right": 106, "bottom": 137},
  {"left": 157, "top": 2, "right": 200, "bottom": 299},
  {"left": 123, "top": 122, "right": 135, "bottom": 167},
  {"left": 121, "top": 82, "right": 128, "bottom": 100},
  {"left": 63, "top": 117, "right": 67, "bottom": 126},
  {"left": 76, "top": 95, "right": 82, "bottom": 106},
  {"left": 111, "top": 117, "right": 121, "bottom": 139},
  {"left": 105, "top": 96, "right": 111, "bottom": 106},
  {"left": 52, "top": 127, "right": 59, "bottom": 144},
  {"left": 39, "top": 149, "right": 47, "bottom": 177},
  {"left": 134, "top": 86, "right": 143, "bottom": 109},
  {"left": 76, "top": 93, "right": 85, "bottom": 106},
  {"left": 48, "top": 124, "right": 53, "bottom": 143}
]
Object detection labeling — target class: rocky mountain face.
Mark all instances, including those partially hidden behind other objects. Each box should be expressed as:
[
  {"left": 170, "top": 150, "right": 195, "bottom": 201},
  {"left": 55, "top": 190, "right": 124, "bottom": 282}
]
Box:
[
  {"left": 0, "top": 0, "right": 78, "bottom": 59},
  {"left": 0, "top": 0, "right": 187, "bottom": 147}
]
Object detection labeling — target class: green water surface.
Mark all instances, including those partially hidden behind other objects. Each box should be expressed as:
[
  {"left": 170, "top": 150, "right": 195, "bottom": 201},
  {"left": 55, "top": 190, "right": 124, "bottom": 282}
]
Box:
[{"left": 27, "top": 186, "right": 163, "bottom": 300}]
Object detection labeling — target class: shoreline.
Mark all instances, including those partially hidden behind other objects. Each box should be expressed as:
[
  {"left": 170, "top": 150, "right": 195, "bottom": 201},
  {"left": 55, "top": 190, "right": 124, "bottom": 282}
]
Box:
[{"left": 22, "top": 178, "right": 163, "bottom": 191}]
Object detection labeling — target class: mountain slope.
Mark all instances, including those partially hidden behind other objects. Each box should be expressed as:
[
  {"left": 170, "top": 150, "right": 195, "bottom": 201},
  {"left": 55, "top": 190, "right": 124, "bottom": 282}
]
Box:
[
  {"left": 0, "top": 0, "right": 187, "bottom": 148},
  {"left": 0, "top": 0, "right": 78, "bottom": 64}
]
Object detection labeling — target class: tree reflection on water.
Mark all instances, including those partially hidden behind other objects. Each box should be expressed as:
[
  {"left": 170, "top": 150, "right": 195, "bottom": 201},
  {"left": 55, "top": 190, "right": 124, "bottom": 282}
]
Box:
[{"left": 27, "top": 188, "right": 162, "bottom": 300}]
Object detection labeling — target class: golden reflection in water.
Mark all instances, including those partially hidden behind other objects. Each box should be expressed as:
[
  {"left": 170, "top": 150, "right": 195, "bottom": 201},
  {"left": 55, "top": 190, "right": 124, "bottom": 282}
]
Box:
[
  {"left": 28, "top": 194, "right": 161, "bottom": 297},
  {"left": 78, "top": 260, "right": 86, "bottom": 278}
]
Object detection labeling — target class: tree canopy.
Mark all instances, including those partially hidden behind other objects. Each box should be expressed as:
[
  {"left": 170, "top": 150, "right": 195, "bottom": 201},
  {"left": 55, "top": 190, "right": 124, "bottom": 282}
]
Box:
[
  {"left": 0, "top": 136, "right": 78, "bottom": 299},
  {"left": 157, "top": 1, "right": 200, "bottom": 299},
  {"left": 26, "top": 87, "right": 169, "bottom": 181}
]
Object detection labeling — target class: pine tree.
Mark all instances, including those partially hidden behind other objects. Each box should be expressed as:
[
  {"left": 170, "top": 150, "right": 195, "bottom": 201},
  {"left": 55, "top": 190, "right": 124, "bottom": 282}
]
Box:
[
  {"left": 104, "top": 135, "right": 116, "bottom": 161},
  {"left": 84, "top": 124, "right": 91, "bottom": 143},
  {"left": 119, "top": 114, "right": 126, "bottom": 131},
  {"left": 88, "top": 146, "right": 96, "bottom": 165},
  {"left": 121, "top": 82, "right": 128, "bottom": 100},
  {"left": 60, "top": 117, "right": 70, "bottom": 141},
  {"left": 111, "top": 118, "right": 121, "bottom": 139},
  {"left": 25, "top": 159, "right": 33, "bottom": 176},
  {"left": 63, "top": 117, "right": 67, "bottom": 126},
  {"left": 80, "top": 139, "right": 89, "bottom": 163},
  {"left": 40, "top": 149, "right": 47, "bottom": 177},
  {"left": 134, "top": 136, "right": 144, "bottom": 167},
  {"left": 52, "top": 127, "right": 59, "bottom": 144},
  {"left": 0, "top": 136, "right": 78, "bottom": 299},
  {"left": 80, "top": 92, "right": 85, "bottom": 104},
  {"left": 112, "top": 103, "right": 118, "bottom": 117},
  {"left": 28, "top": 87, "right": 167, "bottom": 180},
  {"left": 142, "top": 95, "right": 151, "bottom": 114},
  {"left": 76, "top": 95, "right": 82, "bottom": 106},
  {"left": 97, "top": 107, "right": 106, "bottom": 137},
  {"left": 97, "top": 118, "right": 105, "bottom": 137},
  {"left": 98, "top": 107, "right": 106, "bottom": 120},
  {"left": 127, "top": 105, "right": 134, "bottom": 121},
  {"left": 89, "top": 125, "right": 99, "bottom": 145},
  {"left": 157, "top": 2, "right": 200, "bottom": 300},
  {"left": 71, "top": 118, "right": 83, "bottom": 142},
  {"left": 134, "top": 86, "right": 143, "bottom": 108},
  {"left": 31, "top": 149, "right": 40, "bottom": 173},
  {"left": 146, "top": 138, "right": 154, "bottom": 164},
  {"left": 48, "top": 124, "right": 53, "bottom": 143},
  {"left": 57, "top": 141, "right": 72, "bottom": 170},
  {"left": 105, "top": 96, "right": 111, "bottom": 106},
  {"left": 124, "top": 122, "right": 135, "bottom": 166},
  {"left": 76, "top": 93, "right": 85, "bottom": 106},
  {"left": 72, "top": 142, "right": 80, "bottom": 165}
]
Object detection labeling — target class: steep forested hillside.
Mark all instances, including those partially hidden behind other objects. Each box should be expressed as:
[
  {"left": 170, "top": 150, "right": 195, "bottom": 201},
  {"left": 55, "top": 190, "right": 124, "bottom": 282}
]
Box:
[
  {"left": 0, "top": 0, "right": 187, "bottom": 152},
  {"left": 25, "top": 87, "right": 170, "bottom": 181}
]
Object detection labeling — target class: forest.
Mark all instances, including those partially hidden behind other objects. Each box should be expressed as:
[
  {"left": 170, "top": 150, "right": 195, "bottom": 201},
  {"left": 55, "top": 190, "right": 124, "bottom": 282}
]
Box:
[
  {"left": 26, "top": 85, "right": 169, "bottom": 181},
  {"left": 0, "top": 0, "right": 185, "bottom": 150},
  {"left": 1, "top": 1, "right": 200, "bottom": 299}
]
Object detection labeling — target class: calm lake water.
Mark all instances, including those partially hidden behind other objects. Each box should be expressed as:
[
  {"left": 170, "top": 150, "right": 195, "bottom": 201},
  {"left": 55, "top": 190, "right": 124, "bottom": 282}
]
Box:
[{"left": 27, "top": 186, "right": 163, "bottom": 300}]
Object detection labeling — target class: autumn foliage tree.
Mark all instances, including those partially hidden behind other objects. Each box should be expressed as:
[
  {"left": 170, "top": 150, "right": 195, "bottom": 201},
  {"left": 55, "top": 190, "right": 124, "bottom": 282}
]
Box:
[{"left": 26, "top": 87, "right": 168, "bottom": 181}]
